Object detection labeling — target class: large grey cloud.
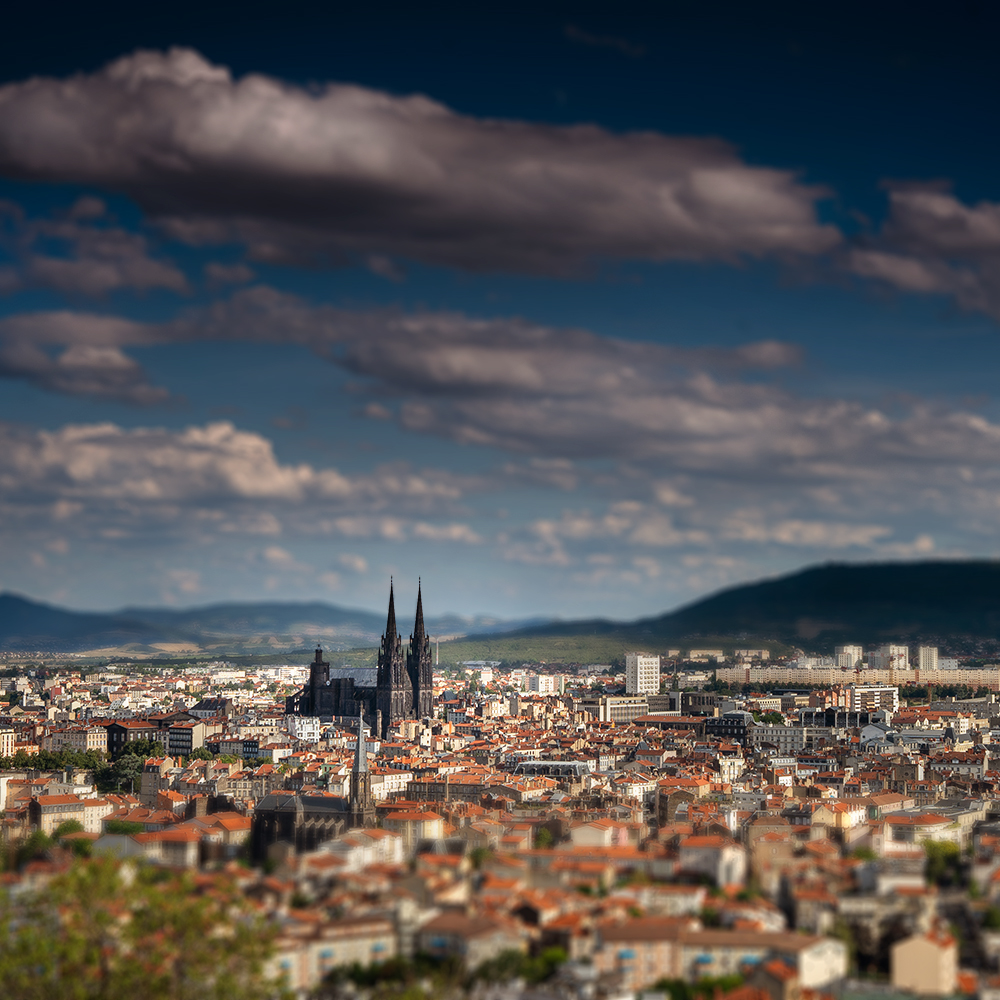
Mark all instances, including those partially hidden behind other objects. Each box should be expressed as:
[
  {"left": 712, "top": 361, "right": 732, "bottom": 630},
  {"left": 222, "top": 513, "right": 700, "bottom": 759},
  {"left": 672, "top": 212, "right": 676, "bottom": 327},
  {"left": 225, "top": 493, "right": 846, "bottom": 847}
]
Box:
[
  {"left": 846, "top": 186, "right": 1000, "bottom": 320},
  {"left": 0, "top": 48, "right": 839, "bottom": 274}
]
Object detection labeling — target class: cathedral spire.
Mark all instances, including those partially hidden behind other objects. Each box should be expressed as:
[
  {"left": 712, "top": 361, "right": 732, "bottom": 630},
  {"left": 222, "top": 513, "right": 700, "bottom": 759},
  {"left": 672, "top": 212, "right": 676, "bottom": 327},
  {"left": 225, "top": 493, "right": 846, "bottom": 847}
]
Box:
[
  {"left": 384, "top": 577, "right": 398, "bottom": 642},
  {"left": 413, "top": 577, "right": 426, "bottom": 642},
  {"left": 352, "top": 714, "right": 368, "bottom": 774}
]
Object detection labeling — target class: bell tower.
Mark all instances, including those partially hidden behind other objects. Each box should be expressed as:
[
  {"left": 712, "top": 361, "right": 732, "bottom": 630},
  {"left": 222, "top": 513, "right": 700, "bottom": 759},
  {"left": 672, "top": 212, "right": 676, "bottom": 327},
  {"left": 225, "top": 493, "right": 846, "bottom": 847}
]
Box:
[{"left": 349, "top": 713, "right": 376, "bottom": 828}]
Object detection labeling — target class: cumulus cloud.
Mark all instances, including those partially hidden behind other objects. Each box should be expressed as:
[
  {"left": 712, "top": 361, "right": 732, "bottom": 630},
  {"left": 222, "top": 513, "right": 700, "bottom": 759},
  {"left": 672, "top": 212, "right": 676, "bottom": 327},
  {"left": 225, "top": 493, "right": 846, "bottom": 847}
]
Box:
[
  {"left": 0, "top": 48, "right": 839, "bottom": 274},
  {"left": 845, "top": 186, "right": 1000, "bottom": 319},
  {"left": 0, "top": 197, "right": 187, "bottom": 296},
  {"left": 0, "top": 420, "right": 478, "bottom": 549}
]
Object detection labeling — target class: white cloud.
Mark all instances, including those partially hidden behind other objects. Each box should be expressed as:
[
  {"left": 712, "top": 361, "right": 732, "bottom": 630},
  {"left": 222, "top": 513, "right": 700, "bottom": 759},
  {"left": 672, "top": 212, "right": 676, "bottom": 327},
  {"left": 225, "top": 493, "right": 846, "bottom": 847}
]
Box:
[
  {"left": 722, "top": 516, "right": 892, "bottom": 548},
  {"left": 411, "top": 522, "right": 482, "bottom": 544},
  {"left": 338, "top": 553, "right": 368, "bottom": 574},
  {"left": 0, "top": 48, "right": 839, "bottom": 274},
  {"left": 0, "top": 420, "right": 476, "bottom": 552}
]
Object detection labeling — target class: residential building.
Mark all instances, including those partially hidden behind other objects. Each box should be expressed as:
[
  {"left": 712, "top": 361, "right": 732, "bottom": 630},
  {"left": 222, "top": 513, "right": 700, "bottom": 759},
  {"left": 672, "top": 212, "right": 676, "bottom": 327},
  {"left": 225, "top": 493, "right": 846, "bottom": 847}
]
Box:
[
  {"left": 869, "top": 645, "right": 909, "bottom": 673},
  {"left": 918, "top": 646, "right": 939, "bottom": 671},
  {"left": 626, "top": 653, "right": 661, "bottom": 696},
  {"left": 891, "top": 927, "right": 957, "bottom": 995},
  {"left": 835, "top": 645, "right": 863, "bottom": 669}
]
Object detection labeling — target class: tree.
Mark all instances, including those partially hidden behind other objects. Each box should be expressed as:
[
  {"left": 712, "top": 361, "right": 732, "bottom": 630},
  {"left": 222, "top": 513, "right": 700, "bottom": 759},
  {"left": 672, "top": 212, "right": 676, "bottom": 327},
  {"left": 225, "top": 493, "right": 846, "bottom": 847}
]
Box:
[
  {"left": 535, "top": 827, "right": 554, "bottom": 849},
  {"left": 0, "top": 857, "right": 286, "bottom": 1000},
  {"left": 105, "top": 819, "right": 146, "bottom": 835},
  {"left": 52, "top": 819, "right": 84, "bottom": 839},
  {"left": 924, "top": 840, "right": 963, "bottom": 887},
  {"left": 110, "top": 753, "right": 143, "bottom": 793},
  {"left": 116, "top": 738, "right": 165, "bottom": 759}
]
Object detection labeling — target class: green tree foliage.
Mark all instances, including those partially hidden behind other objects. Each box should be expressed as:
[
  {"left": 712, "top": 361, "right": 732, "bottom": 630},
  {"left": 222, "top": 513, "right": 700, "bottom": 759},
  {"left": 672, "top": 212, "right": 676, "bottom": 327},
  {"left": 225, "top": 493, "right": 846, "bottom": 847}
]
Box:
[
  {"left": 472, "top": 947, "right": 567, "bottom": 985},
  {"left": 535, "top": 826, "right": 554, "bottom": 849},
  {"left": 0, "top": 857, "right": 286, "bottom": 1000},
  {"left": 52, "top": 820, "right": 84, "bottom": 838},
  {"left": 983, "top": 906, "right": 1000, "bottom": 930},
  {"left": 109, "top": 753, "right": 143, "bottom": 792},
  {"left": 652, "top": 975, "right": 744, "bottom": 1000},
  {"left": 190, "top": 747, "right": 215, "bottom": 761},
  {"left": 0, "top": 747, "right": 107, "bottom": 772},
  {"left": 468, "top": 846, "right": 493, "bottom": 869},
  {"left": 117, "top": 737, "right": 166, "bottom": 759},
  {"left": 104, "top": 819, "right": 146, "bottom": 835},
  {"left": 924, "top": 840, "right": 963, "bottom": 887}
]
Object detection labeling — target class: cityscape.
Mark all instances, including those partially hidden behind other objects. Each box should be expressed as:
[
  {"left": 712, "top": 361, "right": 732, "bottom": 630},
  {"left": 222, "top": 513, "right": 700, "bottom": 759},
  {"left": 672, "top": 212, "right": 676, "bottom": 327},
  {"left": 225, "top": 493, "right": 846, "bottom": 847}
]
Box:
[
  {"left": 3, "top": 2, "right": 1000, "bottom": 999},
  {"left": 5, "top": 580, "right": 1000, "bottom": 998}
]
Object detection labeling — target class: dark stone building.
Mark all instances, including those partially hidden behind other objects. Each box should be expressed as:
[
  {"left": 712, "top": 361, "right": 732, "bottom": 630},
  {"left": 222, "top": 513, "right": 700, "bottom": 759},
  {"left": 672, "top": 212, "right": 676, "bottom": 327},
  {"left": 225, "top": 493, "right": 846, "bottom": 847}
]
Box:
[
  {"left": 251, "top": 715, "right": 376, "bottom": 861},
  {"left": 285, "top": 581, "right": 434, "bottom": 739}
]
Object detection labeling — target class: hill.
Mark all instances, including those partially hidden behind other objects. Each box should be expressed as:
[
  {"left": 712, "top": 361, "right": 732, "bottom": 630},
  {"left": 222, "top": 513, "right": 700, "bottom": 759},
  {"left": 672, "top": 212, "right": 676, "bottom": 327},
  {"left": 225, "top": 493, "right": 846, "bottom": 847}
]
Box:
[
  {"left": 0, "top": 593, "right": 548, "bottom": 654},
  {"left": 6, "top": 560, "right": 1000, "bottom": 659},
  {"left": 480, "top": 560, "right": 1000, "bottom": 658}
]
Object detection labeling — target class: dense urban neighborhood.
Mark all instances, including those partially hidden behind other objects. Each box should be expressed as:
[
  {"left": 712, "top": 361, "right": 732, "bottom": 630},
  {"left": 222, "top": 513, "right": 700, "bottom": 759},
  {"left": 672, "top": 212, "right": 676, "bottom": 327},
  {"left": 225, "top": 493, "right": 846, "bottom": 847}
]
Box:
[{"left": 5, "top": 626, "right": 1000, "bottom": 1000}]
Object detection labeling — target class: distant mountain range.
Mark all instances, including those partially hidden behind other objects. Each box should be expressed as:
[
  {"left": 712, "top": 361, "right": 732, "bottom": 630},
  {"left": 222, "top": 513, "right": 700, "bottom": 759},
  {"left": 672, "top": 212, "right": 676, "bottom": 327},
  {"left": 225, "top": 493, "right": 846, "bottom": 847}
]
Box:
[
  {"left": 6, "top": 559, "right": 1000, "bottom": 656},
  {"left": 500, "top": 560, "right": 1000, "bottom": 654},
  {"left": 0, "top": 593, "right": 549, "bottom": 654}
]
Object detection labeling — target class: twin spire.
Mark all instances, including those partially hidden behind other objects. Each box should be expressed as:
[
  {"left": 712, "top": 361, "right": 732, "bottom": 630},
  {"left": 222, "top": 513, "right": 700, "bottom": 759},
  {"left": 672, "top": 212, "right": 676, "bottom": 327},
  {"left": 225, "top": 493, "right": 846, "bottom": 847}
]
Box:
[{"left": 383, "top": 577, "right": 426, "bottom": 643}]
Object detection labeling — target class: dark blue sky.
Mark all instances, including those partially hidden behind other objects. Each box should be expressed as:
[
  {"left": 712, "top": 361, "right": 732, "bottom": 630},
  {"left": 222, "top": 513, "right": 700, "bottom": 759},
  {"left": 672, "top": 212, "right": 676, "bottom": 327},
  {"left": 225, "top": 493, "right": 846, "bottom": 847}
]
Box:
[{"left": 1, "top": 1, "right": 999, "bottom": 618}]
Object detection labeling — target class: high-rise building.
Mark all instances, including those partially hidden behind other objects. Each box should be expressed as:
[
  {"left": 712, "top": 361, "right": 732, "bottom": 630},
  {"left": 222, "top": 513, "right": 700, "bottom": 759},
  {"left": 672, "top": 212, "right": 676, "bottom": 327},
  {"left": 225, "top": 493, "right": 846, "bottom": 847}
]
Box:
[
  {"left": 869, "top": 645, "right": 909, "bottom": 671},
  {"left": 625, "top": 652, "right": 661, "bottom": 695},
  {"left": 835, "top": 645, "right": 864, "bottom": 669},
  {"left": 918, "top": 646, "right": 939, "bottom": 671}
]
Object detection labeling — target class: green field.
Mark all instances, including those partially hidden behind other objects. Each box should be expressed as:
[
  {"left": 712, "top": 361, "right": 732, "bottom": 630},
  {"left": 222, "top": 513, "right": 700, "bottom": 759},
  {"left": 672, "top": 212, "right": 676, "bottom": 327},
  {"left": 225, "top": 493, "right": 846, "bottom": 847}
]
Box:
[{"left": 434, "top": 632, "right": 795, "bottom": 666}]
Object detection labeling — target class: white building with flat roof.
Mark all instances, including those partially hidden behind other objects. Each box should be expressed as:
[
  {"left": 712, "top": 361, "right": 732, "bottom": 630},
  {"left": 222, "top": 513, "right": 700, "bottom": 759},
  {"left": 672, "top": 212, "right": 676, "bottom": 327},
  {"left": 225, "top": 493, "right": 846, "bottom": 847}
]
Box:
[
  {"left": 918, "top": 646, "right": 939, "bottom": 671},
  {"left": 625, "top": 652, "right": 660, "bottom": 695},
  {"left": 835, "top": 645, "right": 863, "bottom": 669},
  {"left": 869, "top": 644, "right": 909, "bottom": 672}
]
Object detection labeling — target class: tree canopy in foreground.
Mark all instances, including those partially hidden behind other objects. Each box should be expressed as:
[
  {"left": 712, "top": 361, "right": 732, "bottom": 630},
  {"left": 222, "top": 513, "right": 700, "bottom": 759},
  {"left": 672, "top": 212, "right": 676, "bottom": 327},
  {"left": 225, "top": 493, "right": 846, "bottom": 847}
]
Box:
[{"left": 0, "top": 857, "right": 287, "bottom": 1000}]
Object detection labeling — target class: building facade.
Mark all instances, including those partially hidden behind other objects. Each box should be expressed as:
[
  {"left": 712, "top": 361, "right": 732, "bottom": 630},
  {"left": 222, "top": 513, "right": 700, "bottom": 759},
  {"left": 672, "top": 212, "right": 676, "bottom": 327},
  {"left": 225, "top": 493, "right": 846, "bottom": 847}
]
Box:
[{"left": 626, "top": 653, "right": 661, "bottom": 695}]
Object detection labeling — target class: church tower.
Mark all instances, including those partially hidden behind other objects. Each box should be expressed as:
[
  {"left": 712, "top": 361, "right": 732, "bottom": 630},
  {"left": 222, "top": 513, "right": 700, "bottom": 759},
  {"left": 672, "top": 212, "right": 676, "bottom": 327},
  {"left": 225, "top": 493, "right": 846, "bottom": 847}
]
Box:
[
  {"left": 407, "top": 580, "right": 433, "bottom": 720},
  {"left": 348, "top": 714, "right": 376, "bottom": 828},
  {"left": 376, "top": 580, "right": 411, "bottom": 739}
]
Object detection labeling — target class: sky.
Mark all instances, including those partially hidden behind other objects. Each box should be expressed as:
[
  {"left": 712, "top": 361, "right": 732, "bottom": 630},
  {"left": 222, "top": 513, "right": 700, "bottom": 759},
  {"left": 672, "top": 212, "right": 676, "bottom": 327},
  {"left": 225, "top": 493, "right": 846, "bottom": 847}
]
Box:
[{"left": 1, "top": 0, "right": 1000, "bottom": 620}]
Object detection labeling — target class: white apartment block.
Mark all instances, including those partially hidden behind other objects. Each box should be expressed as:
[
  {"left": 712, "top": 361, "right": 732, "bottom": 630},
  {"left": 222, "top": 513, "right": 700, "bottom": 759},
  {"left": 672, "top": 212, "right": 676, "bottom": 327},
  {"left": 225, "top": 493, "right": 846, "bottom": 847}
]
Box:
[
  {"left": 869, "top": 645, "right": 909, "bottom": 672},
  {"left": 286, "top": 715, "right": 321, "bottom": 743},
  {"left": 918, "top": 646, "right": 939, "bottom": 671},
  {"left": 528, "top": 674, "right": 558, "bottom": 695},
  {"left": 835, "top": 645, "right": 864, "bottom": 669},
  {"left": 849, "top": 684, "right": 900, "bottom": 713},
  {"left": 0, "top": 728, "right": 14, "bottom": 758},
  {"left": 626, "top": 652, "right": 661, "bottom": 695}
]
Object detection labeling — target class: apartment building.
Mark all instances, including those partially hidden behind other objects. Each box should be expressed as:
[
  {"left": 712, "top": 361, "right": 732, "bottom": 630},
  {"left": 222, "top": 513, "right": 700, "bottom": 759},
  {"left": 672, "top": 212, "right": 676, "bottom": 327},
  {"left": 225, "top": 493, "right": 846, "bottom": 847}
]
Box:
[{"left": 626, "top": 653, "right": 661, "bottom": 696}]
